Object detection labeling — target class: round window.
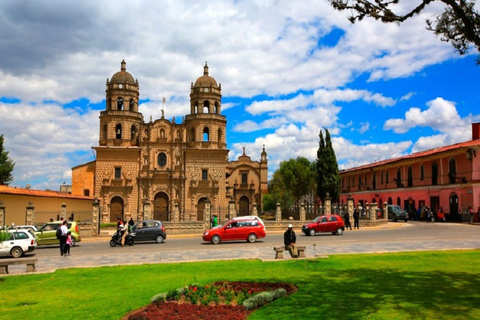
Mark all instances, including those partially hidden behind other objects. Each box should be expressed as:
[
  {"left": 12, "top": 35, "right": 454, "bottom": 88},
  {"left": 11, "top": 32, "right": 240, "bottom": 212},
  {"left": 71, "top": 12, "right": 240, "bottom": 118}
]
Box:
[{"left": 157, "top": 152, "right": 167, "bottom": 167}]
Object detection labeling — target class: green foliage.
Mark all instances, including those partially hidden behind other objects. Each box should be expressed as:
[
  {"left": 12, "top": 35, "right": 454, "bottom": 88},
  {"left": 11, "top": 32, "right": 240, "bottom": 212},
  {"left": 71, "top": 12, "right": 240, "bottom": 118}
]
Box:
[
  {"left": 0, "top": 134, "right": 15, "bottom": 185},
  {"left": 0, "top": 230, "right": 10, "bottom": 242},
  {"left": 316, "top": 128, "right": 340, "bottom": 202},
  {"left": 277, "top": 157, "right": 314, "bottom": 210},
  {"left": 267, "top": 170, "right": 294, "bottom": 213},
  {"left": 243, "top": 288, "right": 287, "bottom": 310},
  {"left": 100, "top": 222, "right": 117, "bottom": 228},
  {"left": 262, "top": 193, "right": 277, "bottom": 212}
]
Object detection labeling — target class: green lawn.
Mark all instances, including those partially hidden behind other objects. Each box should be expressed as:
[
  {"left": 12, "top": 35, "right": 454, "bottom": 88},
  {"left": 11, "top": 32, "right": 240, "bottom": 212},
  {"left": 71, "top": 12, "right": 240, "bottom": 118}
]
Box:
[{"left": 1, "top": 250, "right": 480, "bottom": 320}]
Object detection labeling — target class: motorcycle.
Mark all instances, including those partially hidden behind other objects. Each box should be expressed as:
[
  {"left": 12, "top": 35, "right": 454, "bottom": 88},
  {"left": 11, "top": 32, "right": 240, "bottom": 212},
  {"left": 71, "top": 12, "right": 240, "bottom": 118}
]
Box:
[{"left": 109, "top": 230, "right": 135, "bottom": 247}]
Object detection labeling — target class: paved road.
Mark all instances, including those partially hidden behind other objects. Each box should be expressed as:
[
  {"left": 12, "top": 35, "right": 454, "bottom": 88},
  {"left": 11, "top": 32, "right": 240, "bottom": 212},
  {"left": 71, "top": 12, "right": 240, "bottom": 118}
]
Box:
[{"left": 3, "top": 221, "right": 479, "bottom": 275}]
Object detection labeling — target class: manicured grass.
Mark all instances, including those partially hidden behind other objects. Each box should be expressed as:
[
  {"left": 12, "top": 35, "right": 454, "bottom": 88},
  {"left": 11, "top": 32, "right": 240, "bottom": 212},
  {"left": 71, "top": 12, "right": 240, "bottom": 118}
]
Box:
[{"left": 1, "top": 250, "right": 480, "bottom": 319}]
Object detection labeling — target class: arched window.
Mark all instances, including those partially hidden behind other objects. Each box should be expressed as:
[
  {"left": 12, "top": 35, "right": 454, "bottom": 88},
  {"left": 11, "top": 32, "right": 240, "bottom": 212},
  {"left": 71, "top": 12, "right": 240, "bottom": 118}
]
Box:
[
  {"left": 420, "top": 164, "right": 425, "bottom": 181},
  {"left": 194, "top": 102, "right": 198, "bottom": 114},
  {"left": 397, "top": 197, "right": 401, "bottom": 206},
  {"left": 386, "top": 170, "right": 389, "bottom": 184},
  {"left": 432, "top": 162, "right": 438, "bottom": 185},
  {"left": 190, "top": 128, "right": 195, "bottom": 142},
  {"left": 203, "top": 100, "right": 210, "bottom": 113},
  {"left": 103, "top": 124, "right": 107, "bottom": 140},
  {"left": 407, "top": 166, "right": 413, "bottom": 187},
  {"left": 448, "top": 158, "right": 456, "bottom": 184},
  {"left": 218, "top": 129, "right": 223, "bottom": 144},
  {"left": 157, "top": 152, "right": 167, "bottom": 167},
  {"left": 372, "top": 173, "right": 376, "bottom": 190},
  {"left": 131, "top": 125, "right": 137, "bottom": 140},
  {"left": 396, "top": 168, "right": 401, "bottom": 188},
  {"left": 203, "top": 127, "right": 209, "bottom": 141},
  {"left": 117, "top": 97, "right": 123, "bottom": 110},
  {"left": 214, "top": 102, "right": 219, "bottom": 114},
  {"left": 129, "top": 98, "right": 135, "bottom": 111},
  {"left": 115, "top": 124, "right": 122, "bottom": 139}
]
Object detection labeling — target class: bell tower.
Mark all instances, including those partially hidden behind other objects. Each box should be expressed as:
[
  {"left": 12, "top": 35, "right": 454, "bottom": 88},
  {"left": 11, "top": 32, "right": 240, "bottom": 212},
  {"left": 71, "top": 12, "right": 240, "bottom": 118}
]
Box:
[{"left": 99, "top": 60, "right": 143, "bottom": 147}]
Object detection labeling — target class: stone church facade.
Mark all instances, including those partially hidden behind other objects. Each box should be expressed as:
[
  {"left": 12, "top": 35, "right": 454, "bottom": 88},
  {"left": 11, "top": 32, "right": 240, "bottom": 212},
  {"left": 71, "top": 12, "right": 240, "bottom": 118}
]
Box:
[{"left": 72, "top": 61, "right": 268, "bottom": 223}]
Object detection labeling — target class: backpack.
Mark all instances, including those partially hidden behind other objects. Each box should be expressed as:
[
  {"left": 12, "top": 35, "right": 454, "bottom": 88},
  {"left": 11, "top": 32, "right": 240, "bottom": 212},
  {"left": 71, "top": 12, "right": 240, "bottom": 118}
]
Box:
[{"left": 56, "top": 228, "right": 62, "bottom": 239}]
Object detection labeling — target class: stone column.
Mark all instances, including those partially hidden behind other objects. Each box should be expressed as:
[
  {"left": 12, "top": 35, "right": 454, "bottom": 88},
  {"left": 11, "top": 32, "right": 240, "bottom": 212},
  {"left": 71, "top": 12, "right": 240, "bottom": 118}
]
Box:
[
  {"left": 204, "top": 200, "right": 211, "bottom": 230},
  {"left": 228, "top": 200, "right": 236, "bottom": 220},
  {"left": 251, "top": 203, "right": 258, "bottom": 216},
  {"left": 365, "top": 203, "right": 370, "bottom": 220},
  {"left": 0, "top": 201, "right": 5, "bottom": 228},
  {"left": 173, "top": 203, "right": 179, "bottom": 222},
  {"left": 383, "top": 202, "right": 388, "bottom": 220},
  {"left": 60, "top": 203, "right": 67, "bottom": 221},
  {"left": 143, "top": 198, "right": 151, "bottom": 220},
  {"left": 299, "top": 203, "right": 306, "bottom": 221},
  {"left": 347, "top": 195, "right": 354, "bottom": 223},
  {"left": 324, "top": 193, "right": 331, "bottom": 215},
  {"left": 371, "top": 203, "right": 377, "bottom": 223},
  {"left": 26, "top": 202, "right": 35, "bottom": 226},
  {"left": 92, "top": 198, "right": 100, "bottom": 236},
  {"left": 275, "top": 203, "right": 282, "bottom": 221}
]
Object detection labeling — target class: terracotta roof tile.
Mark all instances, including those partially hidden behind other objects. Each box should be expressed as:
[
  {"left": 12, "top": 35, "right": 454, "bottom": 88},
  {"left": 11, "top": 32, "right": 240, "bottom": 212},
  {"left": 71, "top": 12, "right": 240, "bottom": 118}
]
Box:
[{"left": 0, "top": 185, "right": 94, "bottom": 200}]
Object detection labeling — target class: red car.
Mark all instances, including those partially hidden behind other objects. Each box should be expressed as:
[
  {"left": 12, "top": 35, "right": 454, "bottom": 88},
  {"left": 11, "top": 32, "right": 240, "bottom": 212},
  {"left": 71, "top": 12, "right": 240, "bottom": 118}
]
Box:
[
  {"left": 302, "top": 214, "right": 345, "bottom": 236},
  {"left": 202, "top": 217, "right": 266, "bottom": 244}
]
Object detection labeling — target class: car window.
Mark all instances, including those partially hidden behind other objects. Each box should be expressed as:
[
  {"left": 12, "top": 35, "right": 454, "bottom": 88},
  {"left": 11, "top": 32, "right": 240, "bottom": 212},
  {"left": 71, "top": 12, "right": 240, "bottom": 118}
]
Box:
[
  {"left": 13, "top": 232, "right": 29, "bottom": 240},
  {"left": 329, "top": 216, "right": 337, "bottom": 222},
  {"left": 321, "top": 217, "right": 327, "bottom": 223},
  {"left": 147, "top": 221, "right": 156, "bottom": 228}
]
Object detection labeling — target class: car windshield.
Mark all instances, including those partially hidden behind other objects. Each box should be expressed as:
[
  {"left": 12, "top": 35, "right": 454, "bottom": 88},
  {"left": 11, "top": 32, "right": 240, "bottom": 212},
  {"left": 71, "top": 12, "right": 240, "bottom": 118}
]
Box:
[{"left": 312, "top": 216, "right": 321, "bottom": 223}]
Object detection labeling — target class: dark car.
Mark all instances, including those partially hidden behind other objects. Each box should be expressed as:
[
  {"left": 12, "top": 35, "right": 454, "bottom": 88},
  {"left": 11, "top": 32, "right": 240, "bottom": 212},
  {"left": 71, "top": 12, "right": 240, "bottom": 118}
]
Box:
[
  {"left": 302, "top": 214, "right": 345, "bottom": 236},
  {"left": 131, "top": 220, "right": 166, "bottom": 243},
  {"left": 387, "top": 205, "right": 408, "bottom": 222}
]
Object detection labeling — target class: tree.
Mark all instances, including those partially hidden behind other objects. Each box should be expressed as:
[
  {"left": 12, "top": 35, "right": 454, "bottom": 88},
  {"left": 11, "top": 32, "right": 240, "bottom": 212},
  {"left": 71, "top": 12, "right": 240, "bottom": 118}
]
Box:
[
  {"left": 277, "top": 157, "right": 315, "bottom": 212},
  {"left": 330, "top": 0, "right": 480, "bottom": 60},
  {"left": 316, "top": 129, "right": 340, "bottom": 202},
  {"left": 0, "top": 134, "right": 15, "bottom": 185},
  {"left": 267, "top": 169, "right": 294, "bottom": 213}
]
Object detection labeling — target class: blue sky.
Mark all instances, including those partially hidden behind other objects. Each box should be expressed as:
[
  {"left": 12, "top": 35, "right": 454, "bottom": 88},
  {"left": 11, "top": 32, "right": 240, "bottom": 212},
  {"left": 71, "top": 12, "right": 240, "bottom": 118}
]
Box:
[{"left": 0, "top": 0, "right": 479, "bottom": 191}]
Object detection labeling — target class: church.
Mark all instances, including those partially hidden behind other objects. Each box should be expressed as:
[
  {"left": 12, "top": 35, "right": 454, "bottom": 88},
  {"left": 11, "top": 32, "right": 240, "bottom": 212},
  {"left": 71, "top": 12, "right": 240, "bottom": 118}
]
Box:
[{"left": 72, "top": 61, "right": 268, "bottom": 223}]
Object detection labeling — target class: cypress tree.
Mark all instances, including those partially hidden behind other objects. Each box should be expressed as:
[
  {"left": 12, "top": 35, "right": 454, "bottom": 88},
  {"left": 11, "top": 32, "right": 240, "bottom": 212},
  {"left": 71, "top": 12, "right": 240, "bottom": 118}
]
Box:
[
  {"left": 0, "top": 134, "right": 15, "bottom": 185},
  {"left": 316, "top": 129, "right": 340, "bottom": 202}
]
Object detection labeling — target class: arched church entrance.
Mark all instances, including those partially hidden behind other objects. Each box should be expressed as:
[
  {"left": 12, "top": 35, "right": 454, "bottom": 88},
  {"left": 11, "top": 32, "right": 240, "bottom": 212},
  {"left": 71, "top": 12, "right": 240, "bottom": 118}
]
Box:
[
  {"left": 239, "top": 196, "right": 250, "bottom": 216},
  {"left": 154, "top": 192, "right": 169, "bottom": 221},
  {"left": 197, "top": 197, "right": 209, "bottom": 221},
  {"left": 110, "top": 196, "right": 124, "bottom": 222}
]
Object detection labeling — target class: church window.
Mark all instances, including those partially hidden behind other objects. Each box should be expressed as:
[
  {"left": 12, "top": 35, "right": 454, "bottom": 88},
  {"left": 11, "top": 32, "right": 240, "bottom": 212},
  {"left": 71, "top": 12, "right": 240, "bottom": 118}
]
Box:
[
  {"left": 203, "top": 100, "right": 210, "bottom": 113},
  {"left": 83, "top": 189, "right": 90, "bottom": 196},
  {"left": 131, "top": 125, "right": 137, "bottom": 140},
  {"left": 241, "top": 173, "right": 248, "bottom": 185},
  {"left": 218, "top": 129, "right": 222, "bottom": 143},
  {"left": 116, "top": 124, "right": 122, "bottom": 139},
  {"left": 158, "top": 153, "right": 167, "bottom": 167},
  {"left": 117, "top": 97, "right": 123, "bottom": 110},
  {"left": 203, "top": 127, "right": 209, "bottom": 142},
  {"left": 214, "top": 102, "right": 219, "bottom": 114},
  {"left": 420, "top": 164, "right": 425, "bottom": 181},
  {"left": 114, "top": 167, "right": 121, "bottom": 180},
  {"left": 202, "top": 169, "right": 208, "bottom": 181},
  {"left": 129, "top": 98, "right": 134, "bottom": 110},
  {"left": 448, "top": 158, "right": 456, "bottom": 184}
]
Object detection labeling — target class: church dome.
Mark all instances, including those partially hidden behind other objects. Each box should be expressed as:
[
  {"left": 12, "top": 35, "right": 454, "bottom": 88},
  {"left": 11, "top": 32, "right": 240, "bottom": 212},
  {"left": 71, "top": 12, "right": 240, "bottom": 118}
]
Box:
[
  {"left": 110, "top": 60, "right": 136, "bottom": 85},
  {"left": 193, "top": 62, "right": 218, "bottom": 87}
]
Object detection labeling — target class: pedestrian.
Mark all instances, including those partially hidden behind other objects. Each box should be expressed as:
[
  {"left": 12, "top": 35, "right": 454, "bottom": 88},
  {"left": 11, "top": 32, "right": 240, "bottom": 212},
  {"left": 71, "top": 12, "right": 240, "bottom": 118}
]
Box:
[
  {"left": 128, "top": 218, "right": 135, "bottom": 229},
  {"left": 59, "top": 220, "right": 68, "bottom": 256},
  {"left": 353, "top": 208, "right": 360, "bottom": 229},
  {"left": 437, "top": 206, "right": 445, "bottom": 222},
  {"left": 121, "top": 223, "right": 129, "bottom": 247},
  {"left": 65, "top": 231, "right": 72, "bottom": 256},
  {"left": 212, "top": 214, "right": 218, "bottom": 227},
  {"left": 284, "top": 224, "right": 298, "bottom": 258},
  {"left": 344, "top": 211, "right": 352, "bottom": 230},
  {"left": 477, "top": 207, "right": 480, "bottom": 222},
  {"left": 469, "top": 207, "right": 474, "bottom": 223}
]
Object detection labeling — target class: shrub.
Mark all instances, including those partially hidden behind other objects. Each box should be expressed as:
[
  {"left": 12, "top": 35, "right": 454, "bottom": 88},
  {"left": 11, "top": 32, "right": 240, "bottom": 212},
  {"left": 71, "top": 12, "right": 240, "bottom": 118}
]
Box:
[{"left": 242, "top": 288, "right": 287, "bottom": 310}]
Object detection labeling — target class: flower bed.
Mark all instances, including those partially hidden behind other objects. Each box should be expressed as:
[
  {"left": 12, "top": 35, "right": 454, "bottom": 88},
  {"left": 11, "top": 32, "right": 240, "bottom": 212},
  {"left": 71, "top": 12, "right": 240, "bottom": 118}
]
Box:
[{"left": 125, "top": 281, "right": 297, "bottom": 320}]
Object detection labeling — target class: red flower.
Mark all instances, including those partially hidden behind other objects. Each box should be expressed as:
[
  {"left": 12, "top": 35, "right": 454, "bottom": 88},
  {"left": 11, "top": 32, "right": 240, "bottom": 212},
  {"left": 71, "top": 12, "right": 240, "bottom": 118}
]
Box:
[{"left": 193, "top": 287, "right": 198, "bottom": 292}]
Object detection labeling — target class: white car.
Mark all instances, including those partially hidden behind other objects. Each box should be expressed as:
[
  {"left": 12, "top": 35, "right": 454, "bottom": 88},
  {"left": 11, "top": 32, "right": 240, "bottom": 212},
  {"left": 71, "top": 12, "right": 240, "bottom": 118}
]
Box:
[{"left": 0, "top": 229, "right": 37, "bottom": 258}]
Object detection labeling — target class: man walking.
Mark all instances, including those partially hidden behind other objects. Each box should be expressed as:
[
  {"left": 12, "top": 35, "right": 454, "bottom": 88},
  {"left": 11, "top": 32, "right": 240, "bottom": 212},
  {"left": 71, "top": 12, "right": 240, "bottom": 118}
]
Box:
[
  {"left": 353, "top": 208, "right": 360, "bottom": 229},
  {"left": 59, "top": 220, "right": 69, "bottom": 256},
  {"left": 344, "top": 211, "right": 352, "bottom": 230},
  {"left": 284, "top": 224, "right": 298, "bottom": 258}
]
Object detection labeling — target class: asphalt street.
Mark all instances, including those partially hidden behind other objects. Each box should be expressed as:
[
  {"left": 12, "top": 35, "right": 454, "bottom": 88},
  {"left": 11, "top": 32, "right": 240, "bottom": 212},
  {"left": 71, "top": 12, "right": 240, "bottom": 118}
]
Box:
[{"left": 2, "top": 221, "right": 479, "bottom": 275}]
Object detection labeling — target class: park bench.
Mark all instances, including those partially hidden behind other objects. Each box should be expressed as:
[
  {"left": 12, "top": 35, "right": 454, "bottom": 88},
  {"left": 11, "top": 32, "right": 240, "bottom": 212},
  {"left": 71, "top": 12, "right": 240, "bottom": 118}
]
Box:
[
  {"left": 274, "top": 246, "right": 306, "bottom": 259},
  {"left": 0, "top": 258, "right": 37, "bottom": 275}
]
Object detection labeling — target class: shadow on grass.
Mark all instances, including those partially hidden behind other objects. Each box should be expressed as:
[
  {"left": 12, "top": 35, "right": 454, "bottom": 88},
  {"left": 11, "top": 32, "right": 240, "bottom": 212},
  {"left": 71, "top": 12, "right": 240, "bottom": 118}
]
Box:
[{"left": 253, "top": 262, "right": 480, "bottom": 320}]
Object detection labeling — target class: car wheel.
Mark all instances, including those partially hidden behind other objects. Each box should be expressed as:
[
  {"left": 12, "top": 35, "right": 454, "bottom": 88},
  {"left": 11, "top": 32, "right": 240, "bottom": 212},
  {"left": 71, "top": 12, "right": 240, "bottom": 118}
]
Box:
[
  {"left": 109, "top": 240, "right": 117, "bottom": 247},
  {"left": 309, "top": 229, "right": 316, "bottom": 237},
  {"left": 71, "top": 238, "right": 76, "bottom": 247},
  {"left": 128, "top": 239, "right": 134, "bottom": 246},
  {"left": 336, "top": 228, "right": 344, "bottom": 235},
  {"left": 404, "top": 219, "right": 408, "bottom": 222},
  {"left": 247, "top": 233, "right": 257, "bottom": 243},
  {"left": 156, "top": 235, "right": 164, "bottom": 243},
  {"left": 394, "top": 218, "right": 398, "bottom": 222},
  {"left": 211, "top": 235, "right": 221, "bottom": 245},
  {"left": 11, "top": 246, "right": 23, "bottom": 258}
]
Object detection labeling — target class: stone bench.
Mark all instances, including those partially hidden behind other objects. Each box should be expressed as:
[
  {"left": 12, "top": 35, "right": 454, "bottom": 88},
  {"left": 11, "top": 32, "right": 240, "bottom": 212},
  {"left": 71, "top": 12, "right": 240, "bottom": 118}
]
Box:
[
  {"left": 0, "top": 258, "right": 37, "bottom": 275},
  {"left": 274, "top": 246, "right": 306, "bottom": 259}
]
